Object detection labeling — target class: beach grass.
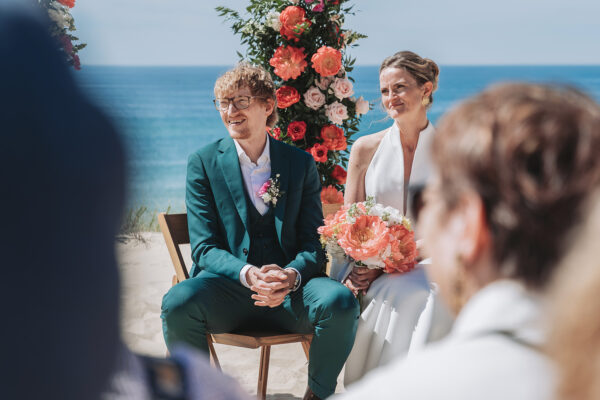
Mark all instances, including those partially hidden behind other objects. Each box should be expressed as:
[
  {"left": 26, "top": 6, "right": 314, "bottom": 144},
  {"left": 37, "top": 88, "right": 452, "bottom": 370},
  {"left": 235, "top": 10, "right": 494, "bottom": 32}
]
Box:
[{"left": 118, "top": 204, "right": 173, "bottom": 242}]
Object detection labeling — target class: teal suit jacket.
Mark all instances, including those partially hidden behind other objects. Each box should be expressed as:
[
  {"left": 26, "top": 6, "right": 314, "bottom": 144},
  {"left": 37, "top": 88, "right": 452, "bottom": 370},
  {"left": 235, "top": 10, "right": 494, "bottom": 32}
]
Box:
[{"left": 186, "top": 135, "right": 326, "bottom": 285}]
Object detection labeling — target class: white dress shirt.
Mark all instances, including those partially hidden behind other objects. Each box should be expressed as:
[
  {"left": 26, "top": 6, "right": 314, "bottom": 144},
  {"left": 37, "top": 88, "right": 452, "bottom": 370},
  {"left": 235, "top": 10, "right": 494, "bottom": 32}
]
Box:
[{"left": 233, "top": 137, "right": 300, "bottom": 290}]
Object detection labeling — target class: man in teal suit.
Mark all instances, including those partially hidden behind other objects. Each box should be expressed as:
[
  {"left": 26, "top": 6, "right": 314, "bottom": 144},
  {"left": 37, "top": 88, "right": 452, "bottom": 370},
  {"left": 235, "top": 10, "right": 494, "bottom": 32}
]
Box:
[{"left": 161, "top": 63, "right": 359, "bottom": 400}]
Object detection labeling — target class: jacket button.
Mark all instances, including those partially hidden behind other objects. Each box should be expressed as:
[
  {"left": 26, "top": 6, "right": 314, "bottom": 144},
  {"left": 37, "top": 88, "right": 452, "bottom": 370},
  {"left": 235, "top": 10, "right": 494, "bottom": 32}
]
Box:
[{"left": 243, "top": 248, "right": 248, "bottom": 255}]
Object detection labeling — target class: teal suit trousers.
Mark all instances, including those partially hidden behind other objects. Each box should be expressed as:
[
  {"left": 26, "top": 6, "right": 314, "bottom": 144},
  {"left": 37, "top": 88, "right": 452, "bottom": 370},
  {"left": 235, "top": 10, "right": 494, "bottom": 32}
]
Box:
[{"left": 162, "top": 271, "right": 359, "bottom": 398}]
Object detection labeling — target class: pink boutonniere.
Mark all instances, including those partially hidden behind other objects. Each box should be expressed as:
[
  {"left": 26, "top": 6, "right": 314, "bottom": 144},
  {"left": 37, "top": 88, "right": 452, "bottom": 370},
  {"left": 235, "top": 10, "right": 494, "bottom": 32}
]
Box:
[{"left": 257, "top": 174, "right": 283, "bottom": 207}]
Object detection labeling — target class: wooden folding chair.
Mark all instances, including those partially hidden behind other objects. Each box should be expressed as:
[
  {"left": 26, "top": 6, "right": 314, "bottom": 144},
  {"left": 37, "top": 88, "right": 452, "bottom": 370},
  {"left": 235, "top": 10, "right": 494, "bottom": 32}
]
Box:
[{"left": 158, "top": 212, "right": 312, "bottom": 400}]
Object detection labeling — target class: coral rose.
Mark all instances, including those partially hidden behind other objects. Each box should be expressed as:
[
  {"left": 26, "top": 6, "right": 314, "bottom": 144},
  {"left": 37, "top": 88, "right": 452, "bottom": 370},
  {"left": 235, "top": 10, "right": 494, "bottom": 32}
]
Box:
[
  {"left": 308, "top": 143, "right": 329, "bottom": 163},
  {"left": 321, "top": 185, "right": 344, "bottom": 204},
  {"left": 58, "top": 0, "right": 75, "bottom": 8},
  {"left": 276, "top": 86, "right": 300, "bottom": 108},
  {"left": 325, "top": 101, "right": 349, "bottom": 125},
  {"left": 287, "top": 121, "right": 307, "bottom": 141},
  {"left": 270, "top": 45, "right": 308, "bottom": 81},
  {"left": 383, "top": 224, "right": 417, "bottom": 273},
  {"left": 311, "top": 46, "right": 342, "bottom": 77},
  {"left": 303, "top": 86, "right": 326, "bottom": 110},
  {"left": 331, "top": 165, "right": 347, "bottom": 184},
  {"left": 338, "top": 215, "right": 390, "bottom": 261},
  {"left": 280, "top": 6, "right": 311, "bottom": 42},
  {"left": 320, "top": 125, "right": 347, "bottom": 151}
]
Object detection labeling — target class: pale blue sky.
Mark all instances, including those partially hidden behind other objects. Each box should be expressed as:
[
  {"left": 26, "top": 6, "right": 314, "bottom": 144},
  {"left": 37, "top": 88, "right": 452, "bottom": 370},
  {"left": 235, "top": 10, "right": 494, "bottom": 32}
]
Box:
[{"left": 71, "top": 0, "right": 600, "bottom": 66}]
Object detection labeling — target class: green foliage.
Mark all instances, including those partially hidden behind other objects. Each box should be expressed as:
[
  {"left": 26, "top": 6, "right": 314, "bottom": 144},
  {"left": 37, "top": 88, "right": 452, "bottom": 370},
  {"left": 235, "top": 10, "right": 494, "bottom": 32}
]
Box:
[{"left": 217, "top": 0, "right": 370, "bottom": 193}]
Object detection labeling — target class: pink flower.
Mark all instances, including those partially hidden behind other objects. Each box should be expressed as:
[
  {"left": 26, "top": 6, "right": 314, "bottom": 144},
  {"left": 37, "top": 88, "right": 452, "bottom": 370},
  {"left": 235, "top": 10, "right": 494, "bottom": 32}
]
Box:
[
  {"left": 321, "top": 185, "right": 344, "bottom": 204},
  {"left": 355, "top": 96, "right": 370, "bottom": 115},
  {"left": 315, "top": 76, "right": 333, "bottom": 91},
  {"left": 258, "top": 181, "right": 271, "bottom": 196},
  {"left": 303, "top": 86, "right": 326, "bottom": 110},
  {"left": 332, "top": 77, "right": 354, "bottom": 100},
  {"left": 269, "top": 45, "right": 308, "bottom": 81},
  {"left": 325, "top": 101, "right": 349, "bottom": 125},
  {"left": 312, "top": 1, "right": 325, "bottom": 12}
]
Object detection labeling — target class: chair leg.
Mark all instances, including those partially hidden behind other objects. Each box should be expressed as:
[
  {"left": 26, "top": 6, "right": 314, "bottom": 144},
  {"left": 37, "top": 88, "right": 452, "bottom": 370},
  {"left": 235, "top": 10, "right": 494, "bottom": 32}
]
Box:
[
  {"left": 206, "top": 334, "right": 221, "bottom": 371},
  {"left": 257, "top": 345, "right": 271, "bottom": 400},
  {"left": 171, "top": 275, "right": 178, "bottom": 287},
  {"left": 301, "top": 340, "right": 311, "bottom": 360}
]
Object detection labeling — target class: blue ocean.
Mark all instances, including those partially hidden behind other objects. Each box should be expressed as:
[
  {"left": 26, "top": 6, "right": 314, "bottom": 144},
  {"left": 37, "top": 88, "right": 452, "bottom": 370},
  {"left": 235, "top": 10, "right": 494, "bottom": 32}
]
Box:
[{"left": 76, "top": 66, "right": 600, "bottom": 213}]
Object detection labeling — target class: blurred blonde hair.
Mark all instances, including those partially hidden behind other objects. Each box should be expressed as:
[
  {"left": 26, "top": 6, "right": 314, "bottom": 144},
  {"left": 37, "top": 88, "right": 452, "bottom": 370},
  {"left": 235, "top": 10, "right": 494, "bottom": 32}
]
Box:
[
  {"left": 214, "top": 62, "right": 278, "bottom": 127},
  {"left": 547, "top": 191, "right": 600, "bottom": 400}
]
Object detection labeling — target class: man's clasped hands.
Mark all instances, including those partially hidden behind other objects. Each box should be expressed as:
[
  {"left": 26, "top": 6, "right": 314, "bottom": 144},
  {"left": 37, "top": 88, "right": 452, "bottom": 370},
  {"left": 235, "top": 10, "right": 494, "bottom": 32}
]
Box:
[{"left": 245, "top": 265, "right": 298, "bottom": 307}]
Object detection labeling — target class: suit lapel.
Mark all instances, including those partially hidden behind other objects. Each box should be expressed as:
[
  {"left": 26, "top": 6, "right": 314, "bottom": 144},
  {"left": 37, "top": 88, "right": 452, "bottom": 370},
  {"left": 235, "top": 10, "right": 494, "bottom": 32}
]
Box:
[
  {"left": 269, "top": 137, "right": 290, "bottom": 245},
  {"left": 217, "top": 137, "right": 249, "bottom": 233}
]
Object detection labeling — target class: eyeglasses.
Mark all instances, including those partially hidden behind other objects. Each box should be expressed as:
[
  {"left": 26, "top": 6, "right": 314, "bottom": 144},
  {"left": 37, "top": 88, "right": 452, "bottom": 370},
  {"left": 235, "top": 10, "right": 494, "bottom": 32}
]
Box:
[{"left": 213, "top": 96, "right": 265, "bottom": 111}]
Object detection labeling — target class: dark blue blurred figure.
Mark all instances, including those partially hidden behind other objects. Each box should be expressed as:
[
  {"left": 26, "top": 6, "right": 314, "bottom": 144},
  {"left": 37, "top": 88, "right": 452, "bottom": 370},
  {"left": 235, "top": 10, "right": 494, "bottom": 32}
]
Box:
[{"left": 0, "top": 6, "right": 125, "bottom": 400}]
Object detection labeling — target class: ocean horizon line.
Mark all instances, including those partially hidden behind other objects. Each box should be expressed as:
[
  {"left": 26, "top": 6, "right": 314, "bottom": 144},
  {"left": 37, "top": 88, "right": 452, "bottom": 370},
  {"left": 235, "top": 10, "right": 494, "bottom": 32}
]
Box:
[{"left": 80, "top": 63, "right": 600, "bottom": 68}]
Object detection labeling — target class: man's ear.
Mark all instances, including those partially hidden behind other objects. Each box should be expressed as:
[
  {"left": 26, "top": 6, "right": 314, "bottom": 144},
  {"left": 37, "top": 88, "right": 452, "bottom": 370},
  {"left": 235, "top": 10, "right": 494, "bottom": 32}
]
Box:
[
  {"left": 264, "top": 98, "right": 275, "bottom": 118},
  {"left": 458, "top": 191, "right": 490, "bottom": 266}
]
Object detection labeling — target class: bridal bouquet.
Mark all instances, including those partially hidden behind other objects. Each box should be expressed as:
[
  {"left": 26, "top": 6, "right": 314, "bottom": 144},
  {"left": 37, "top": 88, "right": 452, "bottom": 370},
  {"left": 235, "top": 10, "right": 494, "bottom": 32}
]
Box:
[{"left": 318, "top": 197, "right": 418, "bottom": 274}]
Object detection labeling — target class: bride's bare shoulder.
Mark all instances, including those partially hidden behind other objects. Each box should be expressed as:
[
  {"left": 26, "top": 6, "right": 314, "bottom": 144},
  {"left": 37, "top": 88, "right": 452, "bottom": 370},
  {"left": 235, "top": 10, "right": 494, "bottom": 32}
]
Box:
[{"left": 350, "top": 129, "right": 387, "bottom": 165}]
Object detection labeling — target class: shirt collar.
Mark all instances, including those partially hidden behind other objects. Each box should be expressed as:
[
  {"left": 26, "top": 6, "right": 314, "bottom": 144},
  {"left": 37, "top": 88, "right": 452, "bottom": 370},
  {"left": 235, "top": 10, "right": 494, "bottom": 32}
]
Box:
[{"left": 233, "top": 135, "right": 270, "bottom": 166}]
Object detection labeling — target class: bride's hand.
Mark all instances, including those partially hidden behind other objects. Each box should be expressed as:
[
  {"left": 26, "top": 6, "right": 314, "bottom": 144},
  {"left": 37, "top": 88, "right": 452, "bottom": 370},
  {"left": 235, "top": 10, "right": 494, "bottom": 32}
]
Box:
[{"left": 344, "top": 267, "right": 383, "bottom": 296}]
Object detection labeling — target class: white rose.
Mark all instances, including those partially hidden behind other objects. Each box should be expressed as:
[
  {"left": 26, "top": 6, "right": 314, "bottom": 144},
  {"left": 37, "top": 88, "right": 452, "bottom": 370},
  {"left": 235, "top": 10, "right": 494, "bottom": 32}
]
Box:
[
  {"left": 303, "top": 86, "right": 326, "bottom": 110},
  {"left": 325, "top": 101, "right": 349, "bottom": 125},
  {"left": 355, "top": 96, "right": 370, "bottom": 115},
  {"left": 315, "top": 76, "right": 334, "bottom": 91},
  {"left": 332, "top": 77, "right": 354, "bottom": 100},
  {"left": 265, "top": 12, "right": 281, "bottom": 31}
]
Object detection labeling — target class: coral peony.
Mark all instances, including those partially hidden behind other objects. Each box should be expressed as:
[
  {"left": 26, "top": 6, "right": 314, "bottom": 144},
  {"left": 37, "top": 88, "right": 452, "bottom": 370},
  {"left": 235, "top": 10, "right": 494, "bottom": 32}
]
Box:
[
  {"left": 321, "top": 185, "right": 344, "bottom": 204},
  {"left": 303, "top": 86, "right": 326, "bottom": 110},
  {"left": 280, "top": 6, "right": 311, "bottom": 42},
  {"left": 276, "top": 86, "right": 300, "bottom": 108},
  {"left": 338, "top": 215, "right": 390, "bottom": 261},
  {"left": 320, "top": 125, "right": 347, "bottom": 151},
  {"left": 331, "top": 165, "right": 347, "bottom": 184},
  {"left": 270, "top": 45, "right": 308, "bottom": 81},
  {"left": 318, "top": 206, "right": 349, "bottom": 238},
  {"left": 58, "top": 0, "right": 75, "bottom": 8},
  {"left": 311, "top": 46, "right": 342, "bottom": 77},
  {"left": 308, "top": 143, "right": 329, "bottom": 163},
  {"left": 383, "top": 225, "right": 417, "bottom": 273},
  {"left": 287, "top": 121, "right": 307, "bottom": 141}
]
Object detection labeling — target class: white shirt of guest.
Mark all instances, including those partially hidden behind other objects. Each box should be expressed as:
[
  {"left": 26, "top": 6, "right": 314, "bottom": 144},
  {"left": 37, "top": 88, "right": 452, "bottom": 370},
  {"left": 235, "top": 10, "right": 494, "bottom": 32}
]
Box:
[{"left": 234, "top": 137, "right": 271, "bottom": 216}]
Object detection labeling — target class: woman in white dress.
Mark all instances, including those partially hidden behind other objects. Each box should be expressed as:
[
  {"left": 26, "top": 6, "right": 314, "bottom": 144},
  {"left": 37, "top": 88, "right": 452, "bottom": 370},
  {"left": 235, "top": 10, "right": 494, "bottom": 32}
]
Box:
[{"left": 340, "top": 51, "right": 453, "bottom": 384}]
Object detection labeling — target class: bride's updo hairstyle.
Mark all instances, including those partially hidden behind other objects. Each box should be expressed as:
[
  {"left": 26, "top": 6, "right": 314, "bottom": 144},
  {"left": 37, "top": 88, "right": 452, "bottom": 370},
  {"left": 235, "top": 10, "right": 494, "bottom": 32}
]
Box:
[
  {"left": 379, "top": 51, "right": 440, "bottom": 106},
  {"left": 432, "top": 83, "right": 600, "bottom": 289}
]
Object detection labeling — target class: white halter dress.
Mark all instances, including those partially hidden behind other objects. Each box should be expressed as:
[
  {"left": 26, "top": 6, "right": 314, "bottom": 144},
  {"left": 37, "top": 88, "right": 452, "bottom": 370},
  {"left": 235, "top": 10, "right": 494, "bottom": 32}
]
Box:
[{"left": 341, "top": 122, "right": 453, "bottom": 385}]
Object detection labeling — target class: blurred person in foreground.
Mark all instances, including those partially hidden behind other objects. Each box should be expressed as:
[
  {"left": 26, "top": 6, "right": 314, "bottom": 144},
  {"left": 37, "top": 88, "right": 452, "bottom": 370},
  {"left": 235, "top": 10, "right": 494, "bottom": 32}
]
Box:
[
  {"left": 0, "top": 7, "right": 251, "bottom": 400},
  {"left": 547, "top": 191, "right": 600, "bottom": 400},
  {"left": 336, "top": 82, "right": 600, "bottom": 399}
]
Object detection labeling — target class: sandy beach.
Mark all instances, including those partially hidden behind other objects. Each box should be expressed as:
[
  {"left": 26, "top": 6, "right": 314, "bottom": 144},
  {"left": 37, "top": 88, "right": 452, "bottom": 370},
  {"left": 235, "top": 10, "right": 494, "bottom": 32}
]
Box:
[{"left": 117, "top": 232, "right": 344, "bottom": 399}]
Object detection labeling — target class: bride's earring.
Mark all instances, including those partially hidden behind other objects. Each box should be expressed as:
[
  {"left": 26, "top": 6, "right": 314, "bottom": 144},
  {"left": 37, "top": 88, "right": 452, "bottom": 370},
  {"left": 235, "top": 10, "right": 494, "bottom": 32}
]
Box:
[
  {"left": 421, "top": 97, "right": 430, "bottom": 107},
  {"left": 451, "top": 254, "right": 467, "bottom": 313}
]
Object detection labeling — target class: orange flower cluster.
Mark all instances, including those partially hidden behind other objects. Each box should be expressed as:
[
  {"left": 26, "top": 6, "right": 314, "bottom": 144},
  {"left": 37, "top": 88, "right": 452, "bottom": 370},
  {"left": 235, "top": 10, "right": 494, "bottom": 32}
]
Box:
[
  {"left": 318, "top": 200, "right": 417, "bottom": 274},
  {"left": 58, "top": 0, "right": 75, "bottom": 8},
  {"left": 308, "top": 143, "right": 329, "bottom": 163},
  {"left": 311, "top": 46, "right": 342, "bottom": 77},
  {"left": 269, "top": 45, "right": 308, "bottom": 81},
  {"left": 276, "top": 86, "right": 300, "bottom": 108},
  {"left": 331, "top": 165, "right": 347, "bottom": 184},
  {"left": 279, "top": 6, "right": 312, "bottom": 42},
  {"left": 320, "top": 124, "right": 347, "bottom": 151},
  {"left": 321, "top": 185, "right": 344, "bottom": 204}
]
